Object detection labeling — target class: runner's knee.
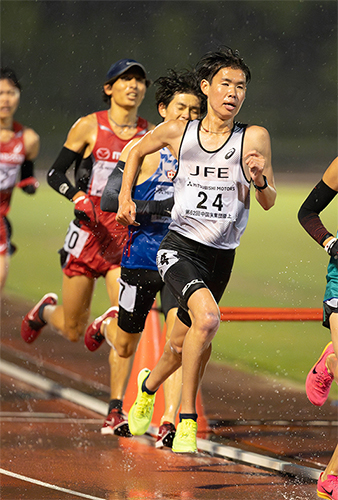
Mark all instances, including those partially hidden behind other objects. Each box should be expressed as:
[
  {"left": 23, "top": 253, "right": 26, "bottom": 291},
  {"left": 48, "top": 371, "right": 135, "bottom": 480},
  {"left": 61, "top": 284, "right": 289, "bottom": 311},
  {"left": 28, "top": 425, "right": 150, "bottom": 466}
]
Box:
[
  {"left": 194, "top": 310, "right": 220, "bottom": 342},
  {"left": 115, "top": 333, "right": 140, "bottom": 358}
]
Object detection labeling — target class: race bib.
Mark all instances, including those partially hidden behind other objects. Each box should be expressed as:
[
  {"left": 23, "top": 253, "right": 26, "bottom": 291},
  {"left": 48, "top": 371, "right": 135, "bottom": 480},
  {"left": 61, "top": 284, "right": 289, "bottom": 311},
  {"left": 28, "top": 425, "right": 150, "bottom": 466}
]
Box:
[
  {"left": 0, "top": 164, "right": 19, "bottom": 190},
  {"left": 90, "top": 160, "right": 117, "bottom": 197},
  {"left": 182, "top": 179, "right": 237, "bottom": 221},
  {"left": 63, "top": 221, "right": 89, "bottom": 258}
]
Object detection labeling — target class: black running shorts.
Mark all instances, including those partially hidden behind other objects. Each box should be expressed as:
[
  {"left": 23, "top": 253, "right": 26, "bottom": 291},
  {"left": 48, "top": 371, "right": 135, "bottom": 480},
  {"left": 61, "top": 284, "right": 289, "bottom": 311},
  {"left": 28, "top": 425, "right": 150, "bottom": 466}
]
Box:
[
  {"left": 118, "top": 267, "right": 178, "bottom": 334},
  {"left": 157, "top": 230, "right": 235, "bottom": 327}
]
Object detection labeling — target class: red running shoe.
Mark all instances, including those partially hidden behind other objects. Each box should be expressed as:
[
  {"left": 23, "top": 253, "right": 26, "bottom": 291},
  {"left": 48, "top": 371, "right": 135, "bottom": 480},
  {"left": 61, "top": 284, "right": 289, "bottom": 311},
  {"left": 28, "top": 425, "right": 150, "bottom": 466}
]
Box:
[
  {"left": 21, "top": 293, "right": 58, "bottom": 343},
  {"left": 155, "top": 421, "right": 176, "bottom": 449},
  {"left": 317, "top": 472, "right": 338, "bottom": 500},
  {"left": 84, "top": 306, "right": 118, "bottom": 351},
  {"left": 306, "top": 342, "right": 335, "bottom": 406},
  {"left": 101, "top": 409, "right": 131, "bottom": 437}
]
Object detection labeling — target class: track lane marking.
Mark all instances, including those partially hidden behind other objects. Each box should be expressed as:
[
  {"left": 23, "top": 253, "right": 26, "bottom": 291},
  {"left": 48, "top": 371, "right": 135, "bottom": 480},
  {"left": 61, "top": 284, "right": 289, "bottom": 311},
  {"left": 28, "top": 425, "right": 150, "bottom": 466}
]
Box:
[
  {"left": 0, "top": 468, "right": 105, "bottom": 500},
  {"left": 0, "top": 358, "right": 321, "bottom": 481}
]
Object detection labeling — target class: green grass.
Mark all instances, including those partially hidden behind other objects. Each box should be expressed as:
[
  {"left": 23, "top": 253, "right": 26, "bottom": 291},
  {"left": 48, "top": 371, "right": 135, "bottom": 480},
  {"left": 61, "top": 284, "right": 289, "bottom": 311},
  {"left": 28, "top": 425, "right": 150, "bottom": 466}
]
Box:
[{"left": 5, "top": 179, "right": 337, "bottom": 394}]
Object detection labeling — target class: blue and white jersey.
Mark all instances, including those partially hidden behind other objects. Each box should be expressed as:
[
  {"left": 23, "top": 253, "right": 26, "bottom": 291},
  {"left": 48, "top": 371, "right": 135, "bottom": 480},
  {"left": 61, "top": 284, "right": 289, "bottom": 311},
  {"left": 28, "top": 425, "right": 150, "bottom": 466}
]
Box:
[{"left": 121, "top": 147, "right": 178, "bottom": 270}]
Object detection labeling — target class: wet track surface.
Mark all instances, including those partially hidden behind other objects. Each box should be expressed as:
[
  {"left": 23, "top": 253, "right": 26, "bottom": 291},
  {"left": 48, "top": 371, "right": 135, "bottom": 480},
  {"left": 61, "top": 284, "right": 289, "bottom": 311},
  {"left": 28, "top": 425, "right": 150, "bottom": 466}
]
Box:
[{"left": 1, "top": 296, "right": 337, "bottom": 499}]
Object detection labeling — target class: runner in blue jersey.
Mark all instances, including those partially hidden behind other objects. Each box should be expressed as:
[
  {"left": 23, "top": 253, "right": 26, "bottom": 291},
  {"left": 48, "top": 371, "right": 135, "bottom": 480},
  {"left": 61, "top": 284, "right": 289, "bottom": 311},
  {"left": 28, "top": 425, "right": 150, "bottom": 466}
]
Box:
[{"left": 84, "top": 69, "right": 205, "bottom": 447}]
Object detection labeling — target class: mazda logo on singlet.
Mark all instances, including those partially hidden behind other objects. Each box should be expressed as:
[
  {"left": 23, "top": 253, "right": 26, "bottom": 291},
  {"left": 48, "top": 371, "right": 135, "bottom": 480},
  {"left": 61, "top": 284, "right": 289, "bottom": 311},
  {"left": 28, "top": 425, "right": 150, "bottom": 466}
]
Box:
[
  {"left": 225, "top": 148, "right": 236, "bottom": 159},
  {"left": 13, "top": 143, "right": 23, "bottom": 154},
  {"left": 166, "top": 170, "right": 176, "bottom": 180},
  {"left": 97, "top": 148, "right": 110, "bottom": 160}
]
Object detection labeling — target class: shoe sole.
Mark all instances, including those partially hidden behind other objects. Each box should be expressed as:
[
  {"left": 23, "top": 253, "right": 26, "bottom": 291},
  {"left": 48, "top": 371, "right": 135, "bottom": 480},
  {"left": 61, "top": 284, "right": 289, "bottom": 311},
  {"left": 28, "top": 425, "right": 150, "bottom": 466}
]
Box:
[
  {"left": 317, "top": 491, "right": 333, "bottom": 500},
  {"left": 172, "top": 445, "right": 198, "bottom": 453},
  {"left": 155, "top": 431, "right": 175, "bottom": 449},
  {"left": 101, "top": 422, "right": 131, "bottom": 437}
]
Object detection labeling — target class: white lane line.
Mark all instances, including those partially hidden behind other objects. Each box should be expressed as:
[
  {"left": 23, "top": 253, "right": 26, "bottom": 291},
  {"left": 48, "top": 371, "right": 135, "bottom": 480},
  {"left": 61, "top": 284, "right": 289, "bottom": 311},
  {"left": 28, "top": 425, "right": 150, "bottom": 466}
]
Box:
[
  {"left": 1, "top": 359, "right": 321, "bottom": 481},
  {"left": 0, "top": 359, "right": 108, "bottom": 416},
  {"left": 0, "top": 412, "right": 66, "bottom": 417},
  {"left": 196, "top": 438, "right": 321, "bottom": 481},
  {"left": 1, "top": 417, "right": 103, "bottom": 424},
  {"left": 0, "top": 468, "right": 105, "bottom": 500}
]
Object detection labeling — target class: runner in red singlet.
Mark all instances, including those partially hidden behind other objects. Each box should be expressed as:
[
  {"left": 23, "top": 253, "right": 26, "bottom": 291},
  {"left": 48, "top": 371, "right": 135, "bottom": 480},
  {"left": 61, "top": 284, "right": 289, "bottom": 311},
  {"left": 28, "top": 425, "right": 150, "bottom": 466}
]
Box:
[
  {"left": 21, "top": 60, "right": 153, "bottom": 360},
  {"left": 0, "top": 68, "right": 40, "bottom": 291}
]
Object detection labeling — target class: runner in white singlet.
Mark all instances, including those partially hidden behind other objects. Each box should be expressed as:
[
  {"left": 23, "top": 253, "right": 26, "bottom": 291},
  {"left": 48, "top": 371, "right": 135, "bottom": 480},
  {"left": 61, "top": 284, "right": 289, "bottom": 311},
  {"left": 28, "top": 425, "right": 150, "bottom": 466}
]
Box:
[{"left": 117, "top": 47, "right": 276, "bottom": 453}]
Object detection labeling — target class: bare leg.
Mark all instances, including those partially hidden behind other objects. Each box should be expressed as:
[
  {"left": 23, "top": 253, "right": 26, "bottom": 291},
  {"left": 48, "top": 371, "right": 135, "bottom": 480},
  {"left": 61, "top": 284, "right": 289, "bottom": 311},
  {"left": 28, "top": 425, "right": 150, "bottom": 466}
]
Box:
[
  {"left": 0, "top": 254, "right": 9, "bottom": 292},
  {"left": 146, "top": 288, "right": 219, "bottom": 415},
  {"left": 327, "top": 313, "right": 338, "bottom": 379},
  {"left": 321, "top": 313, "right": 338, "bottom": 480},
  {"left": 322, "top": 445, "right": 338, "bottom": 480},
  {"left": 108, "top": 346, "right": 135, "bottom": 400},
  {"left": 161, "top": 308, "right": 182, "bottom": 424},
  {"left": 43, "top": 274, "right": 95, "bottom": 341}
]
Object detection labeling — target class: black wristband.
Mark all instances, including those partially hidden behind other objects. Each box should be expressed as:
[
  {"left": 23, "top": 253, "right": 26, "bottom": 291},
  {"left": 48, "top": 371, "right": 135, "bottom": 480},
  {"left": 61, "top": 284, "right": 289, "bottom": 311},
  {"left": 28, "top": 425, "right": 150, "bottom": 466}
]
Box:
[
  {"left": 253, "top": 175, "right": 268, "bottom": 191},
  {"left": 20, "top": 160, "right": 35, "bottom": 180}
]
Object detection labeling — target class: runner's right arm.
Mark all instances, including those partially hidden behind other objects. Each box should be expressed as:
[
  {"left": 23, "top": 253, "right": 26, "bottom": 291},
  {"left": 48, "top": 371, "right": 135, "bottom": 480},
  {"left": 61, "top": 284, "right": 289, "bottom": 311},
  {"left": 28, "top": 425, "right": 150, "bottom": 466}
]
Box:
[{"left": 47, "top": 115, "right": 97, "bottom": 224}]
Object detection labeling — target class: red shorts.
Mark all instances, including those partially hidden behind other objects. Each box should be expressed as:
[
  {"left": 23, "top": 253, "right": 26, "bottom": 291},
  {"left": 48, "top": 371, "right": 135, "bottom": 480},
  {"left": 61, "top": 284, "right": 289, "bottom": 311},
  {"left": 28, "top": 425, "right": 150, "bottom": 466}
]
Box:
[{"left": 62, "top": 217, "right": 128, "bottom": 280}]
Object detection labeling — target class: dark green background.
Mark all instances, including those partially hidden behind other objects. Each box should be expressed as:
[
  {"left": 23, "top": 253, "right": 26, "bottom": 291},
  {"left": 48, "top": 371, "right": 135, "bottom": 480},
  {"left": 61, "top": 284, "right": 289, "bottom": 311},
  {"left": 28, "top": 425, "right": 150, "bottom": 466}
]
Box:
[{"left": 1, "top": 1, "right": 337, "bottom": 172}]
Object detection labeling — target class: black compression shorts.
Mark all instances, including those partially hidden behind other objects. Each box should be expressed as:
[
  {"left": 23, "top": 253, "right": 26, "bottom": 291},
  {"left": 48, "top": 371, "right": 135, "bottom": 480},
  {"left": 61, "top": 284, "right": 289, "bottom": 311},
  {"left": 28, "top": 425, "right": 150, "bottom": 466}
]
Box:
[
  {"left": 118, "top": 267, "right": 178, "bottom": 334},
  {"left": 157, "top": 230, "right": 235, "bottom": 327}
]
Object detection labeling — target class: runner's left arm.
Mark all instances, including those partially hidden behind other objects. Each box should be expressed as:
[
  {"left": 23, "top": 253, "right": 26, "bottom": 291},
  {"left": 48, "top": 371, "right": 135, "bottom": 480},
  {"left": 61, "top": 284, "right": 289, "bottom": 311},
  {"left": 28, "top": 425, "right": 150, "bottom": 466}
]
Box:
[
  {"left": 18, "top": 127, "right": 40, "bottom": 194},
  {"left": 298, "top": 157, "right": 338, "bottom": 257}
]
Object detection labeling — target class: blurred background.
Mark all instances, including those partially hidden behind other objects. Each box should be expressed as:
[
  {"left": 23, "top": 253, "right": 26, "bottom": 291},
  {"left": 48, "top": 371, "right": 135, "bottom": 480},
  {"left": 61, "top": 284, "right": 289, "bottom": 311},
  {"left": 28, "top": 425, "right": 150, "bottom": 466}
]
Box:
[
  {"left": 1, "top": 1, "right": 337, "bottom": 385},
  {"left": 1, "top": 0, "right": 337, "bottom": 172}
]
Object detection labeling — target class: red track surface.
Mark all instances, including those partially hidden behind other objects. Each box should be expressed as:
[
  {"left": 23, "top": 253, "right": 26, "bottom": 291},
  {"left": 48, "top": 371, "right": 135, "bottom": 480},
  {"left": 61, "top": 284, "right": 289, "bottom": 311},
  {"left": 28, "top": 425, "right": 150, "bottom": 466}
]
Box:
[{"left": 1, "top": 296, "right": 336, "bottom": 499}]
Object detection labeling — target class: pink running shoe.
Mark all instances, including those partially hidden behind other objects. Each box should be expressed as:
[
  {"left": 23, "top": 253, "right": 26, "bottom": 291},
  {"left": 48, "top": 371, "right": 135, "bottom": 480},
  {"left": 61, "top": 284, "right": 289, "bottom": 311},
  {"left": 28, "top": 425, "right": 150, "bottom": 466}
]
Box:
[
  {"left": 21, "top": 293, "right": 58, "bottom": 343},
  {"left": 317, "top": 472, "right": 338, "bottom": 500},
  {"left": 84, "top": 306, "right": 118, "bottom": 351},
  {"left": 306, "top": 342, "right": 335, "bottom": 406},
  {"left": 155, "top": 422, "right": 176, "bottom": 449},
  {"left": 101, "top": 409, "right": 131, "bottom": 437}
]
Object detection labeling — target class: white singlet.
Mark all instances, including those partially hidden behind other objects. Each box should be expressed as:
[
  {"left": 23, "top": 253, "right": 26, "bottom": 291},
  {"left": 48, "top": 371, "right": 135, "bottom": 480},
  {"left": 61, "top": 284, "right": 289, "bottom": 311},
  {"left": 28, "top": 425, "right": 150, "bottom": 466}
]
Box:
[{"left": 170, "top": 120, "right": 250, "bottom": 249}]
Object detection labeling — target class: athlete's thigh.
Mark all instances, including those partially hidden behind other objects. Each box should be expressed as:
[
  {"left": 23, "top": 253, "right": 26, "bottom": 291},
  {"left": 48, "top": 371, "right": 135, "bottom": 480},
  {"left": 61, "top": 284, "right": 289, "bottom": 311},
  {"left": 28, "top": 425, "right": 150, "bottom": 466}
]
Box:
[
  {"left": 62, "top": 273, "right": 95, "bottom": 325},
  {"left": 0, "top": 254, "right": 9, "bottom": 289},
  {"left": 105, "top": 266, "right": 121, "bottom": 306}
]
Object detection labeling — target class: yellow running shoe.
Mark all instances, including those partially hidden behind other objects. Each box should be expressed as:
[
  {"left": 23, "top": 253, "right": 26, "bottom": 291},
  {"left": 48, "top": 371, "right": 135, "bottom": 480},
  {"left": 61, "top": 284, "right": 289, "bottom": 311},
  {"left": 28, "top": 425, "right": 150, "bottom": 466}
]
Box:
[
  {"left": 172, "top": 419, "right": 198, "bottom": 453},
  {"left": 128, "top": 368, "right": 156, "bottom": 435}
]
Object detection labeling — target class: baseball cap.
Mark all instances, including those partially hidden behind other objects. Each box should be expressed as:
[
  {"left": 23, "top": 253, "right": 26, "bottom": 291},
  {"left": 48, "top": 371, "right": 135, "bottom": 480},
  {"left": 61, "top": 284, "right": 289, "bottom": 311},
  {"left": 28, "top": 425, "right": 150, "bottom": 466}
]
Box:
[{"left": 105, "top": 58, "right": 147, "bottom": 83}]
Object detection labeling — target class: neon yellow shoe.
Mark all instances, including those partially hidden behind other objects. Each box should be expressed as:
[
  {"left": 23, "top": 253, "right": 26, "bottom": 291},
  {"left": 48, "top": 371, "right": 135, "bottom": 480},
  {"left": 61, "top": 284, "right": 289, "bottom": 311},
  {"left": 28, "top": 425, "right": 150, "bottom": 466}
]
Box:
[
  {"left": 128, "top": 368, "right": 156, "bottom": 435},
  {"left": 172, "top": 419, "right": 198, "bottom": 453}
]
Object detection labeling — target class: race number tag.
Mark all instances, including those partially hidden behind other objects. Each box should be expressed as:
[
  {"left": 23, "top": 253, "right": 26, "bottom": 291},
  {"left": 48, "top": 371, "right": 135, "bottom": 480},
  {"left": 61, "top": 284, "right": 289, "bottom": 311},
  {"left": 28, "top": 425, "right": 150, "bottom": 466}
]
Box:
[
  {"left": 63, "top": 221, "right": 89, "bottom": 258},
  {"left": 183, "top": 179, "right": 237, "bottom": 221},
  {"left": 118, "top": 278, "right": 137, "bottom": 312},
  {"left": 0, "top": 164, "right": 19, "bottom": 190}
]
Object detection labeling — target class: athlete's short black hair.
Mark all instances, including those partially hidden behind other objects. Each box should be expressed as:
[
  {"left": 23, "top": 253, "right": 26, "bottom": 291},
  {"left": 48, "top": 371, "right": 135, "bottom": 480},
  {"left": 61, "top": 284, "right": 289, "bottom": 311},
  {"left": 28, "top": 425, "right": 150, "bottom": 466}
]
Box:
[
  {"left": 154, "top": 69, "right": 206, "bottom": 114},
  {"left": 0, "top": 67, "right": 22, "bottom": 91},
  {"left": 195, "top": 47, "right": 251, "bottom": 85}
]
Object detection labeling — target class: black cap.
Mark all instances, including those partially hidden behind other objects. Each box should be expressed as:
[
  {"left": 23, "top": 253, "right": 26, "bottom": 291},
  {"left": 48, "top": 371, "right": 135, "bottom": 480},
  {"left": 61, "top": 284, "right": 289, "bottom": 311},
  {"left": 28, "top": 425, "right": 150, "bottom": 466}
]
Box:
[{"left": 105, "top": 58, "right": 147, "bottom": 83}]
